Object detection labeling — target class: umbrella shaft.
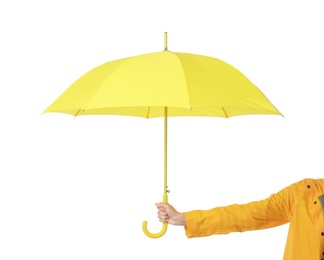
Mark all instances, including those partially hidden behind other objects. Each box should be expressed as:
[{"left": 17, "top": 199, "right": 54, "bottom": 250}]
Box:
[{"left": 164, "top": 107, "right": 168, "bottom": 203}]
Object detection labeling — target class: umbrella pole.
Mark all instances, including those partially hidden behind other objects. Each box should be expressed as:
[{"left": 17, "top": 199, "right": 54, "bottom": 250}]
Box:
[
  {"left": 163, "top": 106, "right": 168, "bottom": 203},
  {"left": 142, "top": 107, "right": 169, "bottom": 238}
]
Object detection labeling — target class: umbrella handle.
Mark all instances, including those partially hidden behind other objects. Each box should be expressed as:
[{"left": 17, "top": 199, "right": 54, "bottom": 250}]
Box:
[
  {"left": 142, "top": 193, "right": 168, "bottom": 238},
  {"left": 142, "top": 221, "right": 168, "bottom": 239}
]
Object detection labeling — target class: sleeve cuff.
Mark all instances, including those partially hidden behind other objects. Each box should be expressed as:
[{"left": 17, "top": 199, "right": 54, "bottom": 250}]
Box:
[{"left": 183, "top": 211, "right": 201, "bottom": 238}]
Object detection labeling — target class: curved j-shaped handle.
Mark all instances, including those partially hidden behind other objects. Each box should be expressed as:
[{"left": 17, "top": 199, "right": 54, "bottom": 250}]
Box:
[
  {"left": 142, "top": 220, "right": 168, "bottom": 238},
  {"left": 142, "top": 192, "right": 169, "bottom": 238}
]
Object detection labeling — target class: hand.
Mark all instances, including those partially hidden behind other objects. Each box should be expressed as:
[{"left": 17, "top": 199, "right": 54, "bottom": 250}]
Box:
[{"left": 155, "top": 203, "right": 186, "bottom": 226}]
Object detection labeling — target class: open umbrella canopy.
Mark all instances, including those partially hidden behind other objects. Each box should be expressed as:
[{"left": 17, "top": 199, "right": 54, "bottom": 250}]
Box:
[
  {"left": 44, "top": 33, "right": 281, "bottom": 239},
  {"left": 45, "top": 50, "right": 281, "bottom": 118}
]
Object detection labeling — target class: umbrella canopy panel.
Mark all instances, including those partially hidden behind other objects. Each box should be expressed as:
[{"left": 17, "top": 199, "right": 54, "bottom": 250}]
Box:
[{"left": 45, "top": 51, "right": 281, "bottom": 118}]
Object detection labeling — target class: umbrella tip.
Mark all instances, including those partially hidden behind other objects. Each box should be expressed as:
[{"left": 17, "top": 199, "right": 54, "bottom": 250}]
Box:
[{"left": 164, "top": 32, "right": 168, "bottom": 51}]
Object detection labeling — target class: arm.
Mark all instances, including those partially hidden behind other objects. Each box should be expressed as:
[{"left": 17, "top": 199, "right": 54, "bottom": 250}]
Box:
[{"left": 156, "top": 181, "right": 297, "bottom": 238}]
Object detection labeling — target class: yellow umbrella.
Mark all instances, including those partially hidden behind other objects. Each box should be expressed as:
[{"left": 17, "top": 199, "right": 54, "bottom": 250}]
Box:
[{"left": 44, "top": 32, "right": 282, "bottom": 238}]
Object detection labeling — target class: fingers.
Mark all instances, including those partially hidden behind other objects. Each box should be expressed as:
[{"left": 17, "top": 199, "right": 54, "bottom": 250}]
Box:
[
  {"left": 158, "top": 212, "right": 169, "bottom": 223},
  {"left": 155, "top": 202, "right": 170, "bottom": 223},
  {"left": 155, "top": 202, "right": 168, "bottom": 209}
]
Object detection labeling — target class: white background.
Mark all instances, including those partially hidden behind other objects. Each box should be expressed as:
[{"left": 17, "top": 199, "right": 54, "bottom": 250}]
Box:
[{"left": 1, "top": 0, "right": 323, "bottom": 259}]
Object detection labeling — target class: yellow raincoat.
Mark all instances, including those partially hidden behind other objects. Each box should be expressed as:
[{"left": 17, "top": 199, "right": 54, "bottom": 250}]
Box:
[{"left": 184, "top": 178, "right": 324, "bottom": 260}]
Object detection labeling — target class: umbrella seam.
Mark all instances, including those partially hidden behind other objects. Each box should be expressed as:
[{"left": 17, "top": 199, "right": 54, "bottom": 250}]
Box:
[
  {"left": 250, "top": 86, "right": 283, "bottom": 117},
  {"left": 84, "top": 56, "right": 131, "bottom": 110},
  {"left": 171, "top": 52, "right": 192, "bottom": 110}
]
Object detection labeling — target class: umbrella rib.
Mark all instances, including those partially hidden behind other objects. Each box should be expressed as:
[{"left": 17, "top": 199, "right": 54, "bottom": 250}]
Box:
[
  {"left": 221, "top": 107, "right": 229, "bottom": 118},
  {"left": 146, "top": 106, "right": 151, "bottom": 118},
  {"left": 74, "top": 108, "right": 82, "bottom": 117}
]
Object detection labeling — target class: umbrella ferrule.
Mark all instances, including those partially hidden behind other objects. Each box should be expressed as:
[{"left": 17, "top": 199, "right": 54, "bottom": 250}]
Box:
[{"left": 164, "top": 32, "right": 168, "bottom": 51}]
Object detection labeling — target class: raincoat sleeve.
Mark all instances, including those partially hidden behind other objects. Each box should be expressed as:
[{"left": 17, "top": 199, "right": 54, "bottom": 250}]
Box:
[{"left": 184, "top": 182, "right": 297, "bottom": 238}]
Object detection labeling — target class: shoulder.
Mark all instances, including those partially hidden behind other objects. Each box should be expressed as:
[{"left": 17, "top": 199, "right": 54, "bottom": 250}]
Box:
[
  {"left": 292, "top": 178, "right": 315, "bottom": 188},
  {"left": 285, "top": 178, "right": 319, "bottom": 197}
]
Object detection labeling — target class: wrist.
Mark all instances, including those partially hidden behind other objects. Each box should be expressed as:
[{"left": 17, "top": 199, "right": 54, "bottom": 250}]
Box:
[{"left": 176, "top": 212, "right": 187, "bottom": 226}]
